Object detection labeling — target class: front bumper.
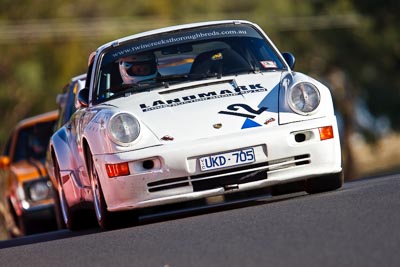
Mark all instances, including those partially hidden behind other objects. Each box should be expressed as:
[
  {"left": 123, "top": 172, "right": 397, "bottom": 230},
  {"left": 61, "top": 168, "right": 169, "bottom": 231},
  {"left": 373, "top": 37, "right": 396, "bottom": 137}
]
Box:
[
  {"left": 93, "top": 116, "right": 342, "bottom": 212},
  {"left": 22, "top": 202, "right": 55, "bottom": 221}
]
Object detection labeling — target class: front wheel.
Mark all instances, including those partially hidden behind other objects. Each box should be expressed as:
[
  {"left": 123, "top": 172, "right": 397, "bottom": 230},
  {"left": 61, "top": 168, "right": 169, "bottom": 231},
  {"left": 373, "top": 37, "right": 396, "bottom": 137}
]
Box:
[
  {"left": 54, "top": 159, "right": 95, "bottom": 230},
  {"left": 55, "top": 160, "right": 81, "bottom": 230},
  {"left": 88, "top": 151, "right": 113, "bottom": 230},
  {"left": 88, "top": 150, "right": 139, "bottom": 230},
  {"left": 305, "top": 172, "right": 343, "bottom": 194}
]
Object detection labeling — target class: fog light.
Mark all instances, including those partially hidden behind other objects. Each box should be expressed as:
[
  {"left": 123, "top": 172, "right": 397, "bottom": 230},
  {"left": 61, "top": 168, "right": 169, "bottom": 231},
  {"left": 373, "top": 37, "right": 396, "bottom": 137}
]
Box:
[
  {"left": 106, "top": 162, "right": 130, "bottom": 178},
  {"left": 295, "top": 133, "right": 306, "bottom": 143},
  {"left": 319, "top": 126, "right": 334, "bottom": 140},
  {"left": 143, "top": 160, "right": 154, "bottom": 170}
]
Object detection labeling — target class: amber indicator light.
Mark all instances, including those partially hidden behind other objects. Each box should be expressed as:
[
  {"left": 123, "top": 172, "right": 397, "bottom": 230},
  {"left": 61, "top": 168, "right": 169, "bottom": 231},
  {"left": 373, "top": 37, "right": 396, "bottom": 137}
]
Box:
[{"left": 318, "top": 126, "right": 334, "bottom": 140}]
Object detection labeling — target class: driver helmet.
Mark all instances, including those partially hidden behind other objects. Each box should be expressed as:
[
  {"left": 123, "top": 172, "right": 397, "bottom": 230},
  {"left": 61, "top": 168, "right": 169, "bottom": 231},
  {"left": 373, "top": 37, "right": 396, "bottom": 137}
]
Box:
[{"left": 119, "top": 52, "right": 157, "bottom": 84}]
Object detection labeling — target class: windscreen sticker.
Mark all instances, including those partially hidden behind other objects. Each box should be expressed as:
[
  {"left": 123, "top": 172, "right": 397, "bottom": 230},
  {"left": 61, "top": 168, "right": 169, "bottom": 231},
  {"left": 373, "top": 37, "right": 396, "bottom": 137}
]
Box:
[{"left": 260, "top": 61, "right": 277, "bottom": 69}]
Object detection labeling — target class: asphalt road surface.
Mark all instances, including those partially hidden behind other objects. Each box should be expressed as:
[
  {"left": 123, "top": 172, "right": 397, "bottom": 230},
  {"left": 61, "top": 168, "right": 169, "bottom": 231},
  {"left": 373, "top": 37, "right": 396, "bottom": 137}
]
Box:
[{"left": 0, "top": 174, "right": 399, "bottom": 267}]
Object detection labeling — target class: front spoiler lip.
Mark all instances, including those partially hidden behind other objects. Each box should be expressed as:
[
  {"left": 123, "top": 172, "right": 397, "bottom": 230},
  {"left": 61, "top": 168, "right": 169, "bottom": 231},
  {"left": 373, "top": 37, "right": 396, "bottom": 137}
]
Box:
[
  {"left": 22, "top": 202, "right": 54, "bottom": 212},
  {"left": 107, "top": 168, "right": 343, "bottom": 212}
]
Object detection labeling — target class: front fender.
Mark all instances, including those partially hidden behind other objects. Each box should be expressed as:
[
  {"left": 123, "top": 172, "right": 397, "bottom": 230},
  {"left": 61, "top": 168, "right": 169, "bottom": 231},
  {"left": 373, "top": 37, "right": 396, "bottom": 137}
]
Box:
[
  {"left": 50, "top": 126, "right": 89, "bottom": 188},
  {"left": 279, "top": 71, "right": 335, "bottom": 125}
]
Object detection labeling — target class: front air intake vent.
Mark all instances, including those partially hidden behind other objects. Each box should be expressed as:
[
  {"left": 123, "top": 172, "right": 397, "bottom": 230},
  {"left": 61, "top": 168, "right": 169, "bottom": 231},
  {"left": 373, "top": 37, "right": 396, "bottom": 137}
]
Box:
[{"left": 147, "top": 177, "right": 189, "bottom": 192}]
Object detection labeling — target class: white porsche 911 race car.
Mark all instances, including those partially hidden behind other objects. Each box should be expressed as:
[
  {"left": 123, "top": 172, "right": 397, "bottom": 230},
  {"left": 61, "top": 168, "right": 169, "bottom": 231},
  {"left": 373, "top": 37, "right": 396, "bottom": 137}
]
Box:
[{"left": 48, "top": 20, "right": 342, "bottom": 230}]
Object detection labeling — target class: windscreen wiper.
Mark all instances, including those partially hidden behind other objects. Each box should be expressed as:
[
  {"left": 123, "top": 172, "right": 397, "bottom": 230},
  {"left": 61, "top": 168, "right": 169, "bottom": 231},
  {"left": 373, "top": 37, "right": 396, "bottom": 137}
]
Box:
[
  {"left": 156, "top": 74, "right": 190, "bottom": 82},
  {"left": 108, "top": 81, "right": 163, "bottom": 98}
]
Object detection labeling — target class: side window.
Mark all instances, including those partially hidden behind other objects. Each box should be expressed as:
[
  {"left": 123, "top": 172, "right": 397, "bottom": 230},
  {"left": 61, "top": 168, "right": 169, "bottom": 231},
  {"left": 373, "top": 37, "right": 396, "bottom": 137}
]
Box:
[{"left": 96, "top": 61, "right": 123, "bottom": 100}]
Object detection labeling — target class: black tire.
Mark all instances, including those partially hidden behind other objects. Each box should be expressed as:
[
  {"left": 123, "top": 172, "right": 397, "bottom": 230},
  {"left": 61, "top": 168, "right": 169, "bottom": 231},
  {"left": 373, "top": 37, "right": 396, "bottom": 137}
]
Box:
[{"left": 305, "top": 172, "right": 343, "bottom": 194}]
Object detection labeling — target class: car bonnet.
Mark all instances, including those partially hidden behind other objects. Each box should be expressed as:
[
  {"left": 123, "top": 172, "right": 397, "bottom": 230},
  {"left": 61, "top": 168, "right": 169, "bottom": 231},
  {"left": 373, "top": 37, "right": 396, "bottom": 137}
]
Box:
[
  {"left": 9, "top": 159, "right": 48, "bottom": 182},
  {"left": 105, "top": 72, "right": 283, "bottom": 142}
]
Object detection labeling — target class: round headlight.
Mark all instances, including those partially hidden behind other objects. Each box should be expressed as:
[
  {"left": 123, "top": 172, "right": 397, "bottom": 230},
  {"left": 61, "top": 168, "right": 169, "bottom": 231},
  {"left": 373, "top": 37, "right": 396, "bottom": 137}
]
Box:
[
  {"left": 108, "top": 113, "right": 140, "bottom": 145},
  {"left": 288, "top": 82, "right": 320, "bottom": 115},
  {"left": 29, "top": 180, "right": 51, "bottom": 201}
]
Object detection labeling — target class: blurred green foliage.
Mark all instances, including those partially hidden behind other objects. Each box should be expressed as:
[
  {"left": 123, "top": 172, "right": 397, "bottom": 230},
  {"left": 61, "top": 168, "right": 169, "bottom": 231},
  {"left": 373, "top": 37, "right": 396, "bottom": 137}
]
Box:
[{"left": 0, "top": 0, "right": 399, "bottom": 153}]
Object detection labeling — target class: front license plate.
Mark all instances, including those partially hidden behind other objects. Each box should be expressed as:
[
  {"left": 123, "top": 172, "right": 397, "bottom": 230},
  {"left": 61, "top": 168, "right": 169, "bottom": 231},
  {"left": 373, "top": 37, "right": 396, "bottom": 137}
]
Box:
[{"left": 199, "top": 148, "right": 255, "bottom": 171}]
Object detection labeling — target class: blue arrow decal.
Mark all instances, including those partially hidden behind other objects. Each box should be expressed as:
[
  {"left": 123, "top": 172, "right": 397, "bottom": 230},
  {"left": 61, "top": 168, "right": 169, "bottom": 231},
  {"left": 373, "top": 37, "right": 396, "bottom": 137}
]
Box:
[{"left": 241, "top": 118, "right": 261, "bottom": 129}]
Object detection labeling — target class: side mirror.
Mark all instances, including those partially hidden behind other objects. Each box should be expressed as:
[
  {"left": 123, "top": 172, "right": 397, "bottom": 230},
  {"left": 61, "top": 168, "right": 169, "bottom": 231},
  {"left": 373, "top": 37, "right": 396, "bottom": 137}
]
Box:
[
  {"left": 77, "top": 87, "right": 89, "bottom": 108},
  {"left": 0, "top": 156, "right": 10, "bottom": 169},
  {"left": 282, "top": 52, "right": 296, "bottom": 70}
]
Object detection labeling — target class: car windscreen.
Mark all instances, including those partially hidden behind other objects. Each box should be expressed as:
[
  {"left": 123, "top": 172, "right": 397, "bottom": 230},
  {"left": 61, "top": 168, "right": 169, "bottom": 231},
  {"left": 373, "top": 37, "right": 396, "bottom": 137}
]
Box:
[
  {"left": 93, "top": 23, "right": 285, "bottom": 104},
  {"left": 13, "top": 120, "right": 56, "bottom": 163}
]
